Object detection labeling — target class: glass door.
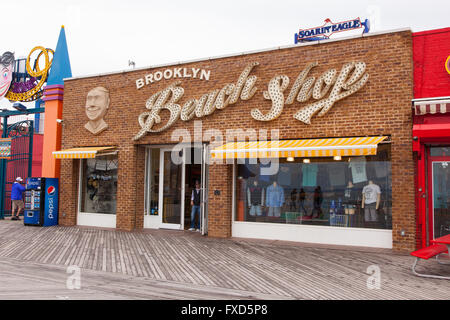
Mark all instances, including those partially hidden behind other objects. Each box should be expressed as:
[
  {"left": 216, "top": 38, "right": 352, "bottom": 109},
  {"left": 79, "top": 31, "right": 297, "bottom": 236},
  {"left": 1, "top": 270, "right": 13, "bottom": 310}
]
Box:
[
  {"left": 144, "top": 148, "right": 160, "bottom": 229},
  {"left": 430, "top": 158, "right": 450, "bottom": 239},
  {"left": 159, "top": 148, "right": 185, "bottom": 229}
]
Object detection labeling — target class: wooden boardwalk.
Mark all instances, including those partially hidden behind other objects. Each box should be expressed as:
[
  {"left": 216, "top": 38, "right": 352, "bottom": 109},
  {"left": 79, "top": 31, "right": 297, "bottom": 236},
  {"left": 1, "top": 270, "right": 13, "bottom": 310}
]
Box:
[{"left": 0, "top": 220, "right": 448, "bottom": 300}]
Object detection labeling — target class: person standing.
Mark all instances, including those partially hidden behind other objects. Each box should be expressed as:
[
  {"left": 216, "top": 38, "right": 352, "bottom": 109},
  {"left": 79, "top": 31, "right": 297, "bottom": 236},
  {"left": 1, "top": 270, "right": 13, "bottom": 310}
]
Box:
[
  {"left": 11, "top": 177, "right": 26, "bottom": 220},
  {"left": 189, "top": 180, "right": 202, "bottom": 232}
]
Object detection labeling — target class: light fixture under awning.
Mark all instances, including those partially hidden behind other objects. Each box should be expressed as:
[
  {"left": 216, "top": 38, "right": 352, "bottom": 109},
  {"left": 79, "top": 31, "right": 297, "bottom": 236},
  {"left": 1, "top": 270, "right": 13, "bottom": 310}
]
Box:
[
  {"left": 211, "top": 136, "right": 388, "bottom": 159},
  {"left": 53, "top": 147, "right": 118, "bottom": 159}
]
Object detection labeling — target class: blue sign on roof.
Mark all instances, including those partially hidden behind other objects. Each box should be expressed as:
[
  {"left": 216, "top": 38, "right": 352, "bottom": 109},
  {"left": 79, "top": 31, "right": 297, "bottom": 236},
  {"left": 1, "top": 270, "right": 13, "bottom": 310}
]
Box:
[{"left": 295, "top": 18, "right": 370, "bottom": 44}]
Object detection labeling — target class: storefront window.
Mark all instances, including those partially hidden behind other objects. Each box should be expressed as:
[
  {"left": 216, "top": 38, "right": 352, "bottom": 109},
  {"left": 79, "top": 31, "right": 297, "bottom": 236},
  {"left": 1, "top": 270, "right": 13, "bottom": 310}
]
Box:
[
  {"left": 430, "top": 147, "right": 450, "bottom": 157},
  {"left": 80, "top": 155, "right": 118, "bottom": 214},
  {"left": 432, "top": 161, "right": 450, "bottom": 238},
  {"left": 235, "top": 144, "right": 392, "bottom": 229}
]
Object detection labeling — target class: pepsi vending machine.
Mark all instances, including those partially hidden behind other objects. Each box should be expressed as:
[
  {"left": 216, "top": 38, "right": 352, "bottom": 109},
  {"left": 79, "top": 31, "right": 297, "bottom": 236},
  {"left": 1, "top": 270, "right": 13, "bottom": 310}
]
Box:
[{"left": 24, "top": 178, "right": 59, "bottom": 226}]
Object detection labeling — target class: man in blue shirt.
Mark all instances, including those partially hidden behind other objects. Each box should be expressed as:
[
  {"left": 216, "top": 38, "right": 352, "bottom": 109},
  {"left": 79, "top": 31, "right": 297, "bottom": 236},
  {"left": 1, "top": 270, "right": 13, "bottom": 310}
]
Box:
[{"left": 11, "top": 177, "right": 26, "bottom": 220}]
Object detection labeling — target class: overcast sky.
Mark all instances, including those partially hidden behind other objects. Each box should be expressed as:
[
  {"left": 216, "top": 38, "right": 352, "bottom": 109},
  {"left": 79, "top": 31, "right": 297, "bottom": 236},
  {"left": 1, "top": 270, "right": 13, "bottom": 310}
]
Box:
[{"left": 2, "top": 0, "right": 450, "bottom": 79}]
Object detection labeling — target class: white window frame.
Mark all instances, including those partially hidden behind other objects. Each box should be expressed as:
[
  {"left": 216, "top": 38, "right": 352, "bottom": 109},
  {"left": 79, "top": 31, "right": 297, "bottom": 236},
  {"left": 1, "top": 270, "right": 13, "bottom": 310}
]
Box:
[
  {"left": 77, "top": 157, "right": 117, "bottom": 228},
  {"left": 231, "top": 162, "right": 393, "bottom": 249}
]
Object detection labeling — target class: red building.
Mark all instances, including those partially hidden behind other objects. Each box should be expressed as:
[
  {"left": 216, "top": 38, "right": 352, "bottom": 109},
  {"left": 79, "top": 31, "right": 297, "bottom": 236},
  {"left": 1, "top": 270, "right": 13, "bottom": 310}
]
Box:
[{"left": 413, "top": 27, "right": 450, "bottom": 248}]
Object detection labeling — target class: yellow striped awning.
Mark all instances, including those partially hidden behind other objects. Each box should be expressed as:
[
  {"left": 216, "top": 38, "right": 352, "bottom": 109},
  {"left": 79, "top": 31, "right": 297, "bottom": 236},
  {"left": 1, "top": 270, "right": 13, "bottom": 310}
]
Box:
[
  {"left": 53, "top": 147, "right": 117, "bottom": 159},
  {"left": 211, "top": 136, "right": 388, "bottom": 159}
]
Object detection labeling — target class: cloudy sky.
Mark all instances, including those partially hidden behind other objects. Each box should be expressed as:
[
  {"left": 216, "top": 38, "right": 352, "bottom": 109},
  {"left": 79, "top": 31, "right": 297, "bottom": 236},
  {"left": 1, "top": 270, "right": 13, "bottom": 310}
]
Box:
[{"left": 2, "top": 0, "right": 449, "bottom": 79}]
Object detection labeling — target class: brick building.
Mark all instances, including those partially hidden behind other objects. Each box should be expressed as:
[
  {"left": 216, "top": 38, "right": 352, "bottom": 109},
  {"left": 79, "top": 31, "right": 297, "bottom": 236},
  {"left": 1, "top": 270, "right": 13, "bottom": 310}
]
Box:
[
  {"left": 412, "top": 27, "right": 450, "bottom": 248},
  {"left": 55, "top": 28, "right": 415, "bottom": 251}
]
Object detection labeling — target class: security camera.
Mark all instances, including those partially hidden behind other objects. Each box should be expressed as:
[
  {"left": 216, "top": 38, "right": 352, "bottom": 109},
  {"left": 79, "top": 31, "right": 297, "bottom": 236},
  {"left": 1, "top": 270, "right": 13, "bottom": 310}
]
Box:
[{"left": 56, "top": 119, "right": 64, "bottom": 123}]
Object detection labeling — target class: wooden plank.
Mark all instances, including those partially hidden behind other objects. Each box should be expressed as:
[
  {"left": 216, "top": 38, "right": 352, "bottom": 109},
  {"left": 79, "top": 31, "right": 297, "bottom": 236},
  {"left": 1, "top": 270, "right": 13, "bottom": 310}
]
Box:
[{"left": 0, "top": 222, "right": 449, "bottom": 300}]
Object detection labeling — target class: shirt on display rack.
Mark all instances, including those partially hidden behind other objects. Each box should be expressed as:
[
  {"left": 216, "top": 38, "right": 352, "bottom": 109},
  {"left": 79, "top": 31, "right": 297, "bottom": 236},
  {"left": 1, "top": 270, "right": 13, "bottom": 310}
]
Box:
[
  {"left": 302, "top": 163, "right": 318, "bottom": 187},
  {"left": 266, "top": 184, "right": 285, "bottom": 207},
  {"left": 344, "top": 186, "right": 358, "bottom": 204},
  {"left": 373, "top": 161, "right": 388, "bottom": 178},
  {"left": 277, "top": 164, "right": 292, "bottom": 186},
  {"left": 328, "top": 163, "right": 347, "bottom": 187},
  {"left": 349, "top": 156, "right": 367, "bottom": 184},
  {"left": 362, "top": 183, "right": 381, "bottom": 204},
  {"left": 247, "top": 185, "right": 265, "bottom": 206}
]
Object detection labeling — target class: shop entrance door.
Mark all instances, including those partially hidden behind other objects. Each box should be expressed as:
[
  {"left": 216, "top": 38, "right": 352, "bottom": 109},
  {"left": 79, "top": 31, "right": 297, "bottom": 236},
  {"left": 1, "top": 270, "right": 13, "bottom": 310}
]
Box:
[
  {"left": 429, "top": 157, "right": 450, "bottom": 240},
  {"left": 157, "top": 145, "right": 208, "bottom": 231},
  {"left": 183, "top": 145, "right": 209, "bottom": 234},
  {"left": 159, "top": 148, "right": 185, "bottom": 229}
]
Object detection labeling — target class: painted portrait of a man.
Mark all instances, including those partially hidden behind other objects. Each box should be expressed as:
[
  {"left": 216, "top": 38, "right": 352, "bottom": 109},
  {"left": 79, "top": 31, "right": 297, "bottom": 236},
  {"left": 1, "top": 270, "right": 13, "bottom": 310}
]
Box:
[{"left": 0, "top": 52, "right": 14, "bottom": 100}]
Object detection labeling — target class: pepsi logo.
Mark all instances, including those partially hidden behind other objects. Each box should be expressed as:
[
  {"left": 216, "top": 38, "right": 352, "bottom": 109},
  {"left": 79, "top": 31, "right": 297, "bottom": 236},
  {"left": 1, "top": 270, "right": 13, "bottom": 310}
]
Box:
[{"left": 47, "top": 186, "right": 56, "bottom": 195}]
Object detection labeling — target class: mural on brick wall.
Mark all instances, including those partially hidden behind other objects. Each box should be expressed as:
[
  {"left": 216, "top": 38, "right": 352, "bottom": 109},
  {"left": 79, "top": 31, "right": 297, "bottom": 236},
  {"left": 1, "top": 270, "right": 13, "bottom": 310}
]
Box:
[{"left": 133, "top": 60, "right": 369, "bottom": 140}]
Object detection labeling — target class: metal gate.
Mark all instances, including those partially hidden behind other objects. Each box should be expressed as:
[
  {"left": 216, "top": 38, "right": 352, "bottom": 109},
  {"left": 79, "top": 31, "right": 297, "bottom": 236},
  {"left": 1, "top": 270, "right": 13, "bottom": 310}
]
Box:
[{"left": 0, "top": 120, "right": 34, "bottom": 219}]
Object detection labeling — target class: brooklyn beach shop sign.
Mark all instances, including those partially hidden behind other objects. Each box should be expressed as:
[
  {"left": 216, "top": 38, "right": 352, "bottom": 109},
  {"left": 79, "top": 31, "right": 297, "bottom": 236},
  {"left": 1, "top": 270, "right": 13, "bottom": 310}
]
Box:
[{"left": 133, "top": 61, "right": 369, "bottom": 140}]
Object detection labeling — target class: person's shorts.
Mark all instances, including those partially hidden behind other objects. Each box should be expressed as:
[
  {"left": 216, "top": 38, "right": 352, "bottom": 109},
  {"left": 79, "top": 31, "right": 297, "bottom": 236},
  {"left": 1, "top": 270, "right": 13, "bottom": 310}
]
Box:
[
  {"left": 344, "top": 204, "right": 356, "bottom": 210},
  {"left": 12, "top": 200, "right": 24, "bottom": 211},
  {"left": 268, "top": 207, "right": 281, "bottom": 217},
  {"left": 249, "top": 205, "right": 263, "bottom": 216}
]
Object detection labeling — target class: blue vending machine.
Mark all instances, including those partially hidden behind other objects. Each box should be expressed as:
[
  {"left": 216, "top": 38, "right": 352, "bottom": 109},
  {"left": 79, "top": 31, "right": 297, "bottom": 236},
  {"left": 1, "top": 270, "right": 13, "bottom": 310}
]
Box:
[{"left": 24, "top": 178, "right": 59, "bottom": 227}]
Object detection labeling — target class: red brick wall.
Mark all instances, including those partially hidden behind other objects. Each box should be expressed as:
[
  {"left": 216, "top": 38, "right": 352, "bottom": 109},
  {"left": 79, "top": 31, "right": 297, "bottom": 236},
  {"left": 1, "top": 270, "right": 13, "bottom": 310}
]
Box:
[
  {"left": 207, "top": 164, "right": 233, "bottom": 238},
  {"left": 59, "top": 158, "right": 79, "bottom": 225},
  {"left": 60, "top": 30, "right": 415, "bottom": 251}
]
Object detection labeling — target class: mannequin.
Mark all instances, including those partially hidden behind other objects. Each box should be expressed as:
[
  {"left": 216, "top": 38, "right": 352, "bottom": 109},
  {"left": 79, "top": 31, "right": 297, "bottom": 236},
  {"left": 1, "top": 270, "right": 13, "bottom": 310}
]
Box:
[
  {"left": 247, "top": 179, "right": 264, "bottom": 217},
  {"left": 344, "top": 181, "right": 357, "bottom": 215},
  {"left": 362, "top": 180, "right": 381, "bottom": 222},
  {"left": 298, "top": 188, "right": 307, "bottom": 215},
  {"left": 290, "top": 189, "right": 298, "bottom": 211},
  {"left": 311, "top": 186, "right": 323, "bottom": 218},
  {"left": 266, "top": 180, "right": 284, "bottom": 218}
]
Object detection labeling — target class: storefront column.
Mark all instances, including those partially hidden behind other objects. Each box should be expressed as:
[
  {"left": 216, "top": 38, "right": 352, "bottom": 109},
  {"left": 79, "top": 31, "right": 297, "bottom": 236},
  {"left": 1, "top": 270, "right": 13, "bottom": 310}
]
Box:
[
  {"left": 208, "top": 163, "right": 233, "bottom": 238},
  {"left": 116, "top": 144, "right": 139, "bottom": 231},
  {"left": 135, "top": 145, "right": 146, "bottom": 230},
  {"left": 391, "top": 134, "right": 417, "bottom": 252},
  {"left": 58, "top": 159, "right": 79, "bottom": 226},
  {"left": 415, "top": 143, "right": 427, "bottom": 248}
]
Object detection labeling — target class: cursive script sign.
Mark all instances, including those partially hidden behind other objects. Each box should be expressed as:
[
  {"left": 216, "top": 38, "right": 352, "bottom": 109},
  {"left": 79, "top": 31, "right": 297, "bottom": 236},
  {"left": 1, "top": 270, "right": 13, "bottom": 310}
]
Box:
[{"left": 133, "top": 61, "right": 369, "bottom": 140}]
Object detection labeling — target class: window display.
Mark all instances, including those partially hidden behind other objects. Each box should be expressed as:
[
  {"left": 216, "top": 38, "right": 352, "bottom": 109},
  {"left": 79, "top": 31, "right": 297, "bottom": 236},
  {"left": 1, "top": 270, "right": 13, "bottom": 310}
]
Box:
[
  {"left": 235, "top": 144, "right": 392, "bottom": 230},
  {"left": 80, "top": 155, "right": 118, "bottom": 214},
  {"left": 247, "top": 180, "right": 265, "bottom": 217}
]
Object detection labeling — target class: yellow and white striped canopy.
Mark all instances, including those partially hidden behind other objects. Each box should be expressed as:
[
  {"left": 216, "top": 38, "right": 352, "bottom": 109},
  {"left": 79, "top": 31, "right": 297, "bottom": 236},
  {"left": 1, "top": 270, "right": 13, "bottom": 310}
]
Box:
[
  {"left": 211, "top": 136, "right": 388, "bottom": 159},
  {"left": 53, "top": 147, "right": 117, "bottom": 159}
]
